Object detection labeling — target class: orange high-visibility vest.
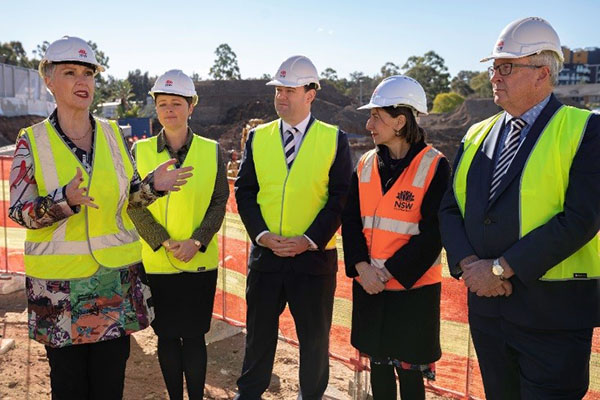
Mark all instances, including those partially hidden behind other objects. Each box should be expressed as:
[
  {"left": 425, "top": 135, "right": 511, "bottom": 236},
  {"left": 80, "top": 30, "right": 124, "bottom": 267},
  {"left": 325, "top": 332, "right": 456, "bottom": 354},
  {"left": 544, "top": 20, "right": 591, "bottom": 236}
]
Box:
[{"left": 357, "top": 146, "right": 444, "bottom": 290}]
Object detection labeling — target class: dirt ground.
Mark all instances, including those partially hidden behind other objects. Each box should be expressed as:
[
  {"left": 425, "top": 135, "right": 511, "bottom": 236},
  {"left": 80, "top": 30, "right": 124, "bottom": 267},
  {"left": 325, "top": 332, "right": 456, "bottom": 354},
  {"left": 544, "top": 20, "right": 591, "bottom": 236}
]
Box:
[{"left": 1, "top": 290, "right": 451, "bottom": 400}]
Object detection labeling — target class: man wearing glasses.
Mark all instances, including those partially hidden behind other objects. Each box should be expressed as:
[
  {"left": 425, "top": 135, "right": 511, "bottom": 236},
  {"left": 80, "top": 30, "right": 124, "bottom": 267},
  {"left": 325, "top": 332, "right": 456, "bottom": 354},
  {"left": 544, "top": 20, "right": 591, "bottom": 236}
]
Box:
[{"left": 440, "top": 17, "right": 600, "bottom": 399}]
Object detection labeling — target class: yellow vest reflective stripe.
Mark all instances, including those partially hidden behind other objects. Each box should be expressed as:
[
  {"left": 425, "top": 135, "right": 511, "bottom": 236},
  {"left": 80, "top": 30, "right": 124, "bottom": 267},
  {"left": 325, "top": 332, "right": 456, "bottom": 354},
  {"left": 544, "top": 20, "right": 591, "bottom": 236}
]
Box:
[
  {"left": 454, "top": 106, "right": 600, "bottom": 280},
  {"left": 135, "top": 134, "right": 219, "bottom": 273},
  {"left": 23, "top": 117, "right": 141, "bottom": 280},
  {"left": 253, "top": 119, "right": 338, "bottom": 249}
]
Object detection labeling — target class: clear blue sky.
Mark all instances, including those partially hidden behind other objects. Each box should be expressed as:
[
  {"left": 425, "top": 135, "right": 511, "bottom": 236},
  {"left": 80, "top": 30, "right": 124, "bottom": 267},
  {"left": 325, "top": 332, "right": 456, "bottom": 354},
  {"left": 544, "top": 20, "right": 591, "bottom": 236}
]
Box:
[{"left": 2, "top": 0, "right": 598, "bottom": 81}]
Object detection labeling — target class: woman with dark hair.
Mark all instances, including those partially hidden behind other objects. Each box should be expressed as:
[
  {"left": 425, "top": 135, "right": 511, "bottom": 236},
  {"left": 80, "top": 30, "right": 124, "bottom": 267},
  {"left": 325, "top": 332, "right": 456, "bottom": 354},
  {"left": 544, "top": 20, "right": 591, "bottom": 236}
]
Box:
[
  {"left": 342, "top": 75, "right": 450, "bottom": 399},
  {"left": 128, "top": 69, "right": 228, "bottom": 400}
]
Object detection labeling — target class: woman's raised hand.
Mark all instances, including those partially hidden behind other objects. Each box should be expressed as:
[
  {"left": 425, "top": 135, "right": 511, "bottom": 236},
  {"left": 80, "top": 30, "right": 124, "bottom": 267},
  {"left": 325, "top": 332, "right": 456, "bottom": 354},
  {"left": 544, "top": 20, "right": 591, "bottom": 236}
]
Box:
[
  {"left": 153, "top": 159, "right": 194, "bottom": 192},
  {"left": 66, "top": 168, "right": 98, "bottom": 209}
]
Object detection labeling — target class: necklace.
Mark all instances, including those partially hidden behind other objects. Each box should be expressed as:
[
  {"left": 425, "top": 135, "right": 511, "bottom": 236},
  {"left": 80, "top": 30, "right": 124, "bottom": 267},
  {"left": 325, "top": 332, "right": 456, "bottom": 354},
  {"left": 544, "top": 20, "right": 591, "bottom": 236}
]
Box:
[{"left": 68, "top": 126, "right": 92, "bottom": 141}]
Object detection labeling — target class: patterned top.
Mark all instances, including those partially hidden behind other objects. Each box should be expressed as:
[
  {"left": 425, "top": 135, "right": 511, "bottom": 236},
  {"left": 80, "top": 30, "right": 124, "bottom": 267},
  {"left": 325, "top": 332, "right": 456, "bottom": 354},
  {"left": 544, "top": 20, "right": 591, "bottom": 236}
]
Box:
[{"left": 8, "top": 110, "right": 157, "bottom": 348}]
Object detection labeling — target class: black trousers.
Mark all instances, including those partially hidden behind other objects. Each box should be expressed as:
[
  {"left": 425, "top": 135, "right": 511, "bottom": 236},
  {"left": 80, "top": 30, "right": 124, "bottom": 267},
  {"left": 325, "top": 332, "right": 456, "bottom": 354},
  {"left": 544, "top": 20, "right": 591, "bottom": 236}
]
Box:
[
  {"left": 45, "top": 335, "right": 131, "bottom": 400},
  {"left": 469, "top": 314, "right": 593, "bottom": 400},
  {"left": 236, "top": 267, "right": 336, "bottom": 400}
]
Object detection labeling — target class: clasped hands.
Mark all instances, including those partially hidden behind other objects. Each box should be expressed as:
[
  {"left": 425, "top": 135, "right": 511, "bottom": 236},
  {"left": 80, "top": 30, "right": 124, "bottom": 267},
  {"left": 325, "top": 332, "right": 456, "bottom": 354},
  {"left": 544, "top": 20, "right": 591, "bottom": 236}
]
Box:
[
  {"left": 460, "top": 255, "right": 513, "bottom": 297},
  {"left": 162, "top": 239, "right": 200, "bottom": 263},
  {"left": 258, "top": 233, "right": 311, "bottom": 257},
  {"left": 355, "top": 261, "right": 392, "bottom": 295}
]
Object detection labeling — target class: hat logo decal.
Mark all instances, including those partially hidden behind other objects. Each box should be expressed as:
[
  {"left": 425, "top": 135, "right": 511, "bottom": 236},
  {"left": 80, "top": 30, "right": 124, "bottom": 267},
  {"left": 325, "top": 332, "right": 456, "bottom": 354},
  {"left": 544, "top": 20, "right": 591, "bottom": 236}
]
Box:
[
  {"left": 165, "top": 79, "right": 173, "bottom": 87},
  {"left": 280, "top": 70, "right": 286, "bottom": 78},
  {"left": 78, "top": 49, "right": 87, "bottom": 58},
  {"left": 496, "top": 40, "right": 504, "bottom": 51}
]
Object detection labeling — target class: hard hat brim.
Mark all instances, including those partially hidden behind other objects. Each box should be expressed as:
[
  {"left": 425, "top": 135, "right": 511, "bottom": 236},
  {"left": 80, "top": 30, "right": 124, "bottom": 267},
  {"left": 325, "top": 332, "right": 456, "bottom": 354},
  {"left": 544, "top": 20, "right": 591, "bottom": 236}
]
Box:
[
  {"left": 150, "top": 90, "right": 198, "bottom": 106},
  {"left": 265, "top": 78, "right": 305, "bottom": 88},
  {"left": 480, "top": 52, "right": 528, "bottom": 62},
  {"left": 480, "top": 49, "right": 564, "bottom": 63},
  {"left": 357, "top": 102, "right": 428, "bottom": 116},
  {"left": 357, "top": 102, "right": 379, "bottom": 111},
  {"left": 50, "top": 60, "right": 105, "bottom": 72}
]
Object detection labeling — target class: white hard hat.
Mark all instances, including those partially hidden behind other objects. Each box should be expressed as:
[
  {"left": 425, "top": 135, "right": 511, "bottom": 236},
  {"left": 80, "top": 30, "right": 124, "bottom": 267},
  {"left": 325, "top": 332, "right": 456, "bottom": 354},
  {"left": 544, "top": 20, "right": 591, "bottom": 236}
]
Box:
[
  {"left": 358, "top": 75, "right": 428, "bottom": 116},
  {"left": 481, "top": 17, "right": 564, "bottom": 62},
  {"left": 266, "top": 55, "right": 321, "bottom": 89},
  {"left": 149, "top": 69, "right": 198, "bottom": 106},
  {"left": 38, "top": 36, "right": 105, "bottom": 78}
]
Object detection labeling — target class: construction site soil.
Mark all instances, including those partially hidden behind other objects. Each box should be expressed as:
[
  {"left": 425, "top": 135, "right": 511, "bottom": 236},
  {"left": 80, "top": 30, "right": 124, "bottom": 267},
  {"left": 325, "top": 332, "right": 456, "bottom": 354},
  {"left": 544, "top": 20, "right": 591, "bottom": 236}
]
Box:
[{"left": 1, "top": 290, "right": 451, "bottom": 400}]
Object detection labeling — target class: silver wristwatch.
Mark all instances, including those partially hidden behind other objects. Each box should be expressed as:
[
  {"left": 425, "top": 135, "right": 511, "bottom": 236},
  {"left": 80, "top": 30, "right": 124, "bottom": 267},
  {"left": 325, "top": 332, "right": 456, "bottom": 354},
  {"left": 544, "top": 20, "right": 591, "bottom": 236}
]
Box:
[{"left": 491, "top": 258, "right": 505, "bottom": 280}]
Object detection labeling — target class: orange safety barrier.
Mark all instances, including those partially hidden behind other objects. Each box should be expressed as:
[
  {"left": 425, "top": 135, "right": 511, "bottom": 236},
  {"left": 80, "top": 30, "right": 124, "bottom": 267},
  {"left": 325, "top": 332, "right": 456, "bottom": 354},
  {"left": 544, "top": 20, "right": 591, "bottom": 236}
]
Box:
[{"left": 1, "top": 157, "right": 598, "bottom": 399}]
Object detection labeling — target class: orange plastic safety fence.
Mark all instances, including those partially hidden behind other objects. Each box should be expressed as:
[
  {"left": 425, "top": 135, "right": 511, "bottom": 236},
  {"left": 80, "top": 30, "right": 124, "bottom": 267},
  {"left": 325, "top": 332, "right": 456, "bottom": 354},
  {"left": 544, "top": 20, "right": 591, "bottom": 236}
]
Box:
[{"left": 1, "top": 164, "right": 598, "bottom": 399}]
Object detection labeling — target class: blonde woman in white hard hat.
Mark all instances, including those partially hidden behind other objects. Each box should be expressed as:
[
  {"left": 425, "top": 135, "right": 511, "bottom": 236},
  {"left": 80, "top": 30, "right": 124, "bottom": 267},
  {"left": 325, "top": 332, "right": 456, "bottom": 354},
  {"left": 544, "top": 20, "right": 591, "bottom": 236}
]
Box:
[
  {"left": 342, "top": 76, "right": 450, "bottom": 399},
  {"left": 7, "top": 36, "right": 192, "bottom": 400},
  {"left": 128, "top": 70, "right": 228, "bottom": 400}
]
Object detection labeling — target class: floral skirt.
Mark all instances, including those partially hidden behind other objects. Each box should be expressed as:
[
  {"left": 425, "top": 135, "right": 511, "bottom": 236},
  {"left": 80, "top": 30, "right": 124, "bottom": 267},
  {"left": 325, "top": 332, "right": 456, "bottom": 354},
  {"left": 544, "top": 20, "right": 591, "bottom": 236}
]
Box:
[{"left": 26, "top": 263, "right": 154, "bottom": 348}]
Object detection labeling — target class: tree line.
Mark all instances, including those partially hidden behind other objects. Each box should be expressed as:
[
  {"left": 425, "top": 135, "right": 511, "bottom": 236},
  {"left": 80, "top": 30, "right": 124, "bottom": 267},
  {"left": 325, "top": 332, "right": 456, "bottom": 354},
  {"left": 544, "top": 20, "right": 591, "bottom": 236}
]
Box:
[{"left": 1, "top": 41, "right": 491, "bottom": 115}]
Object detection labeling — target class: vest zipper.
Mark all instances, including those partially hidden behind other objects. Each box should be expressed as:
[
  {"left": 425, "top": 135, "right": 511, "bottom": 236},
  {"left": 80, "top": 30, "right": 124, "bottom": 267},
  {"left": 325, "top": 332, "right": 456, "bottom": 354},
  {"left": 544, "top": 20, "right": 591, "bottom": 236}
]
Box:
[
  {"left": 279, "top": 170, "right": 290, "bottom": 235},
  {"left": 84, "top": 124, "right": 99, "bottom": 265},
  {"left": 164, "top": 192, "right": 180, "bottom": 270},
  {"left": 163, "top": 165, "right": 189, "bottom": 272}
]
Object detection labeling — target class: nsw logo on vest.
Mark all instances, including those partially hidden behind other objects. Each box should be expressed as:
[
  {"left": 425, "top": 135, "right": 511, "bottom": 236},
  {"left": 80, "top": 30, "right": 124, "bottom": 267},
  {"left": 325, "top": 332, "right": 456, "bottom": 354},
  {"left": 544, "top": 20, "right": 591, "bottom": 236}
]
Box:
[{"left": 395, "top": 190, "right": 415, "bottom": 211}]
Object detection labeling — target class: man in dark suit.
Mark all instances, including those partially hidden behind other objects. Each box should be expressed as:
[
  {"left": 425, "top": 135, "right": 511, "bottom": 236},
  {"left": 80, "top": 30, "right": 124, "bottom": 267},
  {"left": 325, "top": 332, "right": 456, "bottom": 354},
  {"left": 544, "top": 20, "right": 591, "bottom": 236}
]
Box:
[
  {"left": 234, "top": 55, "right": 352, "bottom": 400},
  {"left": 439, "top": 17, "right": 600, "bottom": 399}
]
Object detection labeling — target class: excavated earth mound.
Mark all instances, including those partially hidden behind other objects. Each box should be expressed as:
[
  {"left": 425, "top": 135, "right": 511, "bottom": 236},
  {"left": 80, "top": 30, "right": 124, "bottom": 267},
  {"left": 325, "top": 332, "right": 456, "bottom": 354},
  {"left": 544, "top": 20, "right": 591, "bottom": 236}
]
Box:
[{"left": 0, "top": 82, "right": 504, "bottom": 166}]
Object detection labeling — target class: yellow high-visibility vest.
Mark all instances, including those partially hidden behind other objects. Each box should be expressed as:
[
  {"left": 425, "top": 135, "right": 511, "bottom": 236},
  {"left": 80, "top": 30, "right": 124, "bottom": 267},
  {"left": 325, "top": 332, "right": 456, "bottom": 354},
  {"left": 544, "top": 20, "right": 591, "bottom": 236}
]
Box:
[
  {"left": 253, "top": 119, "right": 338, "bottom": 249},
  {"left": 454, "top": 106, "right": 600, "bottom": 280},
  {"left": 135, "top": 134, "right": 219, "bottom": 273},
  {"left": 22, "top": 117, "right": 141, "bottom": 280}
]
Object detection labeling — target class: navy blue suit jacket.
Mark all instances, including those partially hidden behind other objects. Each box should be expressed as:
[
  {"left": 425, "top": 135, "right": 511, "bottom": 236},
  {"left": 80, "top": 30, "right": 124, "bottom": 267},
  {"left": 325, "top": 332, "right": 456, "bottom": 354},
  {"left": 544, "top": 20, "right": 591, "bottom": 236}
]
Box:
[
  {"left": 234, "top": 116, "right": 352, "bottom": 276},
  {"left": 440, "top": 95, "right": 600, "bottom": 329}
]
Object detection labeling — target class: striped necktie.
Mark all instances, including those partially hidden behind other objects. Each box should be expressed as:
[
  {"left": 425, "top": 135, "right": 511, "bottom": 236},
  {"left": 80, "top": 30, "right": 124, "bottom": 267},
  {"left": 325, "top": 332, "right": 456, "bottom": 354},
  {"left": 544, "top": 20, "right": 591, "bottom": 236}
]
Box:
[
  {"left": 489, "top": 118, "right": 527, "bottom": 201},
  {"left": 284, "top": 127, "right": 298, "bottom": 169}
]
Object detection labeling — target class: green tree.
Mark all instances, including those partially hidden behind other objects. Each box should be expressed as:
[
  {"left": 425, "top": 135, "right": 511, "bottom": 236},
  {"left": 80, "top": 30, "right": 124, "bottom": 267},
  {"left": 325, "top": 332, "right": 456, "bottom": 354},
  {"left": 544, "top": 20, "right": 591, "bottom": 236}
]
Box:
[
  {"left": 127, "top": 69, "right": 153, "bottom": 103},
  {"left": 260, "top": 73, "right": 271, "bottom": 80},
  {"left": 470, "top": 71, "right": 493, "bottom": 98},
  {"left": 113, "top": 79, "right": 135, "bottom": 113},
  {"left": 451, "top": 70, "right": 478, "bottom": 97},
  {"left": 321, "top": 67, "right": 338, "bottom": 81},
  {"left": 0, "top": 41, "right": 33, "bottom": 67},
  {"left": 31, "top": 41, "right": 50, "bottom": 68},
  {"left": 190, "top": 72, "right": 202, "bottom": 82},
  {"left": 209, "top": 43, "right": 241, "bottom": 80},
  {"left": 402, "top": 51, "right": 450, "bottom": 109},
  {"left": 432, "top": 92, "right": 465, "bottom": 113},
  {"left": 117, "top": 103, "right": 141, "bottom": 118},
  {"left": 347, "top": 71, "right": 375, "bottom": 104},
  {"left": 380, "top": 62, "right": 400, "bottom": 78}
]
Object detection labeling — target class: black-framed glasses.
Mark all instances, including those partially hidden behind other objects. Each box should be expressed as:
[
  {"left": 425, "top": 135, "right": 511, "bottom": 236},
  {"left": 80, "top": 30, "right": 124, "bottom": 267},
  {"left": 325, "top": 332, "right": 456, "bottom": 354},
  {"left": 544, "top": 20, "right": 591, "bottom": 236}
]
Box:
[{"left": 487, "top": 63, "right": 544, "bottom": 79}]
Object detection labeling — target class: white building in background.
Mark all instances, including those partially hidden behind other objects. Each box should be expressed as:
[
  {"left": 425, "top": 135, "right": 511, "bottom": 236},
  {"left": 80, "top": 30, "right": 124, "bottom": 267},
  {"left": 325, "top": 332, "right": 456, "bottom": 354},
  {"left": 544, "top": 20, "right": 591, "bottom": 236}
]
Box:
[
  {"left": 98, "top": 101, "right": 121, "bottom": 119},
  {"left": 0, "top": 63, "right": 55, "bottom": 117}
]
